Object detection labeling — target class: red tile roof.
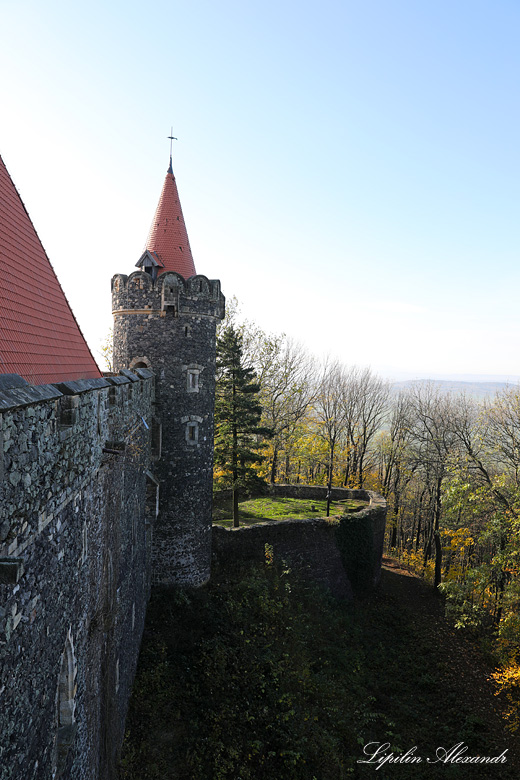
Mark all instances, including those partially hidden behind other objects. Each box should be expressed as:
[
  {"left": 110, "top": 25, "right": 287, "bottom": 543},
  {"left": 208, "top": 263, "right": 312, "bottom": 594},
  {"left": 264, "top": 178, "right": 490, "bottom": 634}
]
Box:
[
  {"left": 144, "top": 160, "right": 196, "bottom": 278},
  {"left": 0, "top": 154, "right": 102, "bottom": 385}
]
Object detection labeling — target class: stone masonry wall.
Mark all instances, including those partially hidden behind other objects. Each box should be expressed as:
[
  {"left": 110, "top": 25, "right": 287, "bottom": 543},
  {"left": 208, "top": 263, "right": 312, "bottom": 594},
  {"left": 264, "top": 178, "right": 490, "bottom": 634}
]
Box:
[
  {"left": 212, "top": 488, "right": 387, "bottom": 598},
  {"left": 112, "top": 270, "right": 224, "bottom": 587},
  {"left": 0, "top": 370, "right": 155, "bottom": 780},
  {"left": 213, "top": 517, "right": 353, "bottom": 598}
]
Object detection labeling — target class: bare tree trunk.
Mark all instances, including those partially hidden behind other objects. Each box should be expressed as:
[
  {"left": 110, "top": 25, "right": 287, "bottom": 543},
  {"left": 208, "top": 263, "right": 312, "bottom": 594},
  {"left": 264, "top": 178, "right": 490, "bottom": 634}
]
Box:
[
  {"left": 434, "top": 530, "right": 442, "bottom": 589},
  {"left": 433, "top": 477, "right": 443, "bottom": 588},
  {"left": 270, "top": 446, "right": 278, "bottom": 484},
  {"left": 232, "top": 486, "right": 239, "bottom": 527},
  {"left": 232, "top": 419, "right": 239, "bottom": 527}
]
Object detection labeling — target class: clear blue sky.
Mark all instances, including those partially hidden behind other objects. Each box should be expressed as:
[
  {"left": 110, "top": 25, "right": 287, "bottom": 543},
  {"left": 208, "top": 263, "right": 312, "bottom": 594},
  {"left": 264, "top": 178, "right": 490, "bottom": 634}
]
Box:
[{"left": 2, "top": 0, "right": 520, "bottom": 380}]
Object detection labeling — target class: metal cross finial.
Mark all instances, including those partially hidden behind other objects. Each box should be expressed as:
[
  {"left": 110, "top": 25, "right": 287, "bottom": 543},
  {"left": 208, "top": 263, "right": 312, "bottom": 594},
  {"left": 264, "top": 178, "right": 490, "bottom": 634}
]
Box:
[
  {"left": 168, "top": 128, "right": 178, "bottom": 156},
  {"left": 167, "top": 128, "right": 178, "bottom": 173}
]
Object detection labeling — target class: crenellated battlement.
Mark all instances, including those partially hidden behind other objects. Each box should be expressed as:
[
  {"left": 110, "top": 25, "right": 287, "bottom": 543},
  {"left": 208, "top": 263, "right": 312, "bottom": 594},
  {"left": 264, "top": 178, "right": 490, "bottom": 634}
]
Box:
[{"left": 112, "top": 271, "right": 224, "bottom": 320}]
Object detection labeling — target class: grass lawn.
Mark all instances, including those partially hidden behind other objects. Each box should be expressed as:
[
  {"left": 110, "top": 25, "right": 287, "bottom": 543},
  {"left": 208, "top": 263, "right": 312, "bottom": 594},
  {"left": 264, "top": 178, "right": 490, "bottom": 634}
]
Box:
[{"left": 212, "top": 495, "right": 368, "bottom": 527}]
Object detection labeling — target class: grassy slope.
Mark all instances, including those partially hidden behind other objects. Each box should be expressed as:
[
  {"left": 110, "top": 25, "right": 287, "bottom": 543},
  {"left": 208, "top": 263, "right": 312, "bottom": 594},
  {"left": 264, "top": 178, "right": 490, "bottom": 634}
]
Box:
[{"left": 120, "top": 558, "right": 519, "bottom": 780}]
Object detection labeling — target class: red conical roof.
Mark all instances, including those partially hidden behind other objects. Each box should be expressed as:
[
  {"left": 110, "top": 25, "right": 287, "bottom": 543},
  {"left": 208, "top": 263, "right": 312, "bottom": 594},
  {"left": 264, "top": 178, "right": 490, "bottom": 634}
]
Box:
[
  {"left": 144, "top": 159, "right": 196, "bottom": 278},
  {"left": 0, "top": 154, "right": 102, "bottom": 384}
]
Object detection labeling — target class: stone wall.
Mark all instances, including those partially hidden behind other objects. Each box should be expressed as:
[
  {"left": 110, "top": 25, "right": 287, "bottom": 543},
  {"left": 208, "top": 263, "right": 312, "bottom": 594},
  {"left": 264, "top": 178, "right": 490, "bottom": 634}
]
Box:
[
  {"left": 212, "top": 487, "right": 387, "bottom": 598},
  {"left": 0, "top": 370, "right": 156, "bottom": 780},
  {"left": 213, "top": 517, "right": 353, "bottom": 598}
]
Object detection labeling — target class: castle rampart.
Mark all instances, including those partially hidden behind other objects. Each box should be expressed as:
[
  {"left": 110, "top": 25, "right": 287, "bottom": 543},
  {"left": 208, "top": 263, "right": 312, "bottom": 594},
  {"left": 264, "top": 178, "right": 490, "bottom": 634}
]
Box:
[
  {"left": 212, "top": 487, "right": 387, "bottom": 597},
  {"left": 0, "top": 370, "right": 155, "bottom": 780}
]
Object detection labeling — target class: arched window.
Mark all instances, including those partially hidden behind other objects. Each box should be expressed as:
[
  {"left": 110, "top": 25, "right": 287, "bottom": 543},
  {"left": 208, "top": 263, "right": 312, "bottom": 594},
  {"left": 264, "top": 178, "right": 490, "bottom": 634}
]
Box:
[
  {"left": 130, "top": 356, "right": 151, "bottom": 371},
  {"left": 54, "top": 631, "right": 77, "bottom": 777}
]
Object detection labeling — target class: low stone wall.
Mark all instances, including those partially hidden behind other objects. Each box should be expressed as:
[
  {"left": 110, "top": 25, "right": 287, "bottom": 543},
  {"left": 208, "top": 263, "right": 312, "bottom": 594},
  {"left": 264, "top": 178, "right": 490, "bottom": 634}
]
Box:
[
  {"left": 335, "top": 491, "right": 387, "bottom": 590},
  {"left": 268, "top": 484, "right": 369, "bottom": 502},
  {"left": 212, "top": 486, "right": 386, "bottom": 598},
  {"left": 213, "top": 517, "right": 353, "bottom": 598}
]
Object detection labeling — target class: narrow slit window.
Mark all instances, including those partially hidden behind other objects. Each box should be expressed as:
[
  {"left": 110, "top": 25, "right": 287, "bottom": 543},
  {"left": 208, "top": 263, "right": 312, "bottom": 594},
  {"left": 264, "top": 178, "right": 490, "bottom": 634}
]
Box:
[
  {"left": 186, "top": 421, "right": 199, "bottom": 444},
  {"left": 187, "top": 370, "right": 199, "bottom": 393}
]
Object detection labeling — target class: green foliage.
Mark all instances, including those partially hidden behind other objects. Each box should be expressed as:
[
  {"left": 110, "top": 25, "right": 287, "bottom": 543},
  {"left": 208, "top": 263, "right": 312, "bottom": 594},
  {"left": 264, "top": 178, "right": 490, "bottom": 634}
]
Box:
[
  {"left": 98, "top": 327, "right": 113, "bottom": 371},
  {"left": 214, "top": 325, "right": 270, "bottom": 512},
  {"left": 121, "top": 562, "right": 517, "bottom": 780},
  {"left": 121, "top": 564, "right": 363, "bottom": 779}
]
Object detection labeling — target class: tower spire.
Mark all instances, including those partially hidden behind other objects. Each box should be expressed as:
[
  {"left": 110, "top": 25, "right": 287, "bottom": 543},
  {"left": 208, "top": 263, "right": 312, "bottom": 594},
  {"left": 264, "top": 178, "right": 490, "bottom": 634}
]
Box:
[{"left": 141, "top": 140, "right": 196, "bottom": 279}]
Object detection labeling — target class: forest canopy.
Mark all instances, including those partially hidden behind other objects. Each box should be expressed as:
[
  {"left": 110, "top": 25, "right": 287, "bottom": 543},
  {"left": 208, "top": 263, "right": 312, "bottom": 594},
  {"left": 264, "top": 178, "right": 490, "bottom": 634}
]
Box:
[{"left": 214, "top": 300, "right": 520, "bottom": 729}]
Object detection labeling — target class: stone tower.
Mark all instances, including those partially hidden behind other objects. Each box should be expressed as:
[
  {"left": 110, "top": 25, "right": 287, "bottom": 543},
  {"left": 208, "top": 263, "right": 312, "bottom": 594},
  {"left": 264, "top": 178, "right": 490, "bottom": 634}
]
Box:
[{"left": 111, "top": 155, "right": 225, "bottom": 586}]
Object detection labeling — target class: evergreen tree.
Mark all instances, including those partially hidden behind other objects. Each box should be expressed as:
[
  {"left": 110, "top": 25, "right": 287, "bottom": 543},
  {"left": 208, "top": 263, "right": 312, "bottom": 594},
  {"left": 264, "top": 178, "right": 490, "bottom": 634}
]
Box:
[{"left": 214, "top": 325, "right": 268, "bottom": 526}]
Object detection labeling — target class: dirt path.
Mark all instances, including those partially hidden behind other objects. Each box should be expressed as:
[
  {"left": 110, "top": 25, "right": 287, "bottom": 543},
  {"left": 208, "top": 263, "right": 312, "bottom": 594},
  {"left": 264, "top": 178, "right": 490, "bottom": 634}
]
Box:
[{"left": 379, "top": 556, "right": 520, "bottom": 768}]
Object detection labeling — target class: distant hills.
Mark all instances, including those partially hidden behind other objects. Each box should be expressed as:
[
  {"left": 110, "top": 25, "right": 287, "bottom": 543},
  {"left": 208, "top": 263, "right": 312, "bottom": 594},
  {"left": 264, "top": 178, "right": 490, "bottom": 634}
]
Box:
[{"left": 392, "top": 379, "right": 518, "bottom": 399}]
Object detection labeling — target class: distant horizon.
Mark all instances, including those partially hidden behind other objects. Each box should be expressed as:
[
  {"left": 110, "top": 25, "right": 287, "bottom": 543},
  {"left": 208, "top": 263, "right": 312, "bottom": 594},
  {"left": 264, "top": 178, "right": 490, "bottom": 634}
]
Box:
[{"left": 381, "top": 372, "right": 520, "bottom": 384}]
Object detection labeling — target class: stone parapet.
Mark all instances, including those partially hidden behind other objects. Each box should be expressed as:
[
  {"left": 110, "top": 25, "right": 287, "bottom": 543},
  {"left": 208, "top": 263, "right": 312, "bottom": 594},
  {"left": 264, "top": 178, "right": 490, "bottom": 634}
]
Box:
[
  {"left": 0, "top": 370, "right": 156, "bottom": 779},
  {"left": 212, "top": 486, "right": 387, "bottom": 597}
]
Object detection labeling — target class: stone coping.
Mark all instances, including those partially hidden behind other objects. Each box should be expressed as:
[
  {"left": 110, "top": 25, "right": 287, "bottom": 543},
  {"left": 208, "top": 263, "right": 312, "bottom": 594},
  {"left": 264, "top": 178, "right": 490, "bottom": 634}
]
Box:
[
  {"left": 0, "top": 370, "right": 154, "bottom": 411},
  {"left": 53, "top": 378, "right": 112, "bottom": 395},
  {"left": 0, "top": 374, "right": 29, "bottom": 391},
  {"left": 0, "top": 383, "right": 63, "bottom": 410}
]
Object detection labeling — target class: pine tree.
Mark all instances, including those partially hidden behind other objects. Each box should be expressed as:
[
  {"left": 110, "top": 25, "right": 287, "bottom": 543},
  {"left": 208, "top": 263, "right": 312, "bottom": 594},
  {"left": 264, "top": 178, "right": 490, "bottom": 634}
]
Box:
[{"left": 214, "top": 325, "right": 267, "bottom": 526}]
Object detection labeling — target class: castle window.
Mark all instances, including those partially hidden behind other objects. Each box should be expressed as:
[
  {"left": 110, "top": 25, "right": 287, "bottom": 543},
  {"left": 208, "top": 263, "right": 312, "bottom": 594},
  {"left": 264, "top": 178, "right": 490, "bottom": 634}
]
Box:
[
  {"left": 186, "top": 421, "right": 198, "bottom": 445},
  {"left": 199, "top": 281, "right": 203, "bottom": 292},
  {"left": 187, "top": 369, "right": 199, "bottom": 393},
  {"left": 184, "top": 325, "right": 191, "bottom": 337},
  {"left": 130, "top": 357, "right": 151, "bottom": 371},
  {"left": 97, "top": 394, "right": 103, "bottom": 436},
  {"left": 81, "top": 522, "right": 88, "bottom": 565},
  {"left": 145, "top": 471, "right": 160, "bottom": 525},
  {"left": 55, "top": 632, "right": 77, "bottom": 777},
  {"left": 105, "top": 550, "right": 115, "bottom": 615},
  {"left": 151, "top": 418, "right": 162, "bottom": 460}
]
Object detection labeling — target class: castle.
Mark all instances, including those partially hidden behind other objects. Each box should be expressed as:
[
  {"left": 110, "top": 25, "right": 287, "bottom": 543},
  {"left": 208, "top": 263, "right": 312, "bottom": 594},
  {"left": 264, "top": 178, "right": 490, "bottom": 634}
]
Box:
[
  {"left": 0, "top": 150, "right": 223, "bottom": 779},
  {"left": 0, "top": 148, "right": 386, "bottom": 780}
]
